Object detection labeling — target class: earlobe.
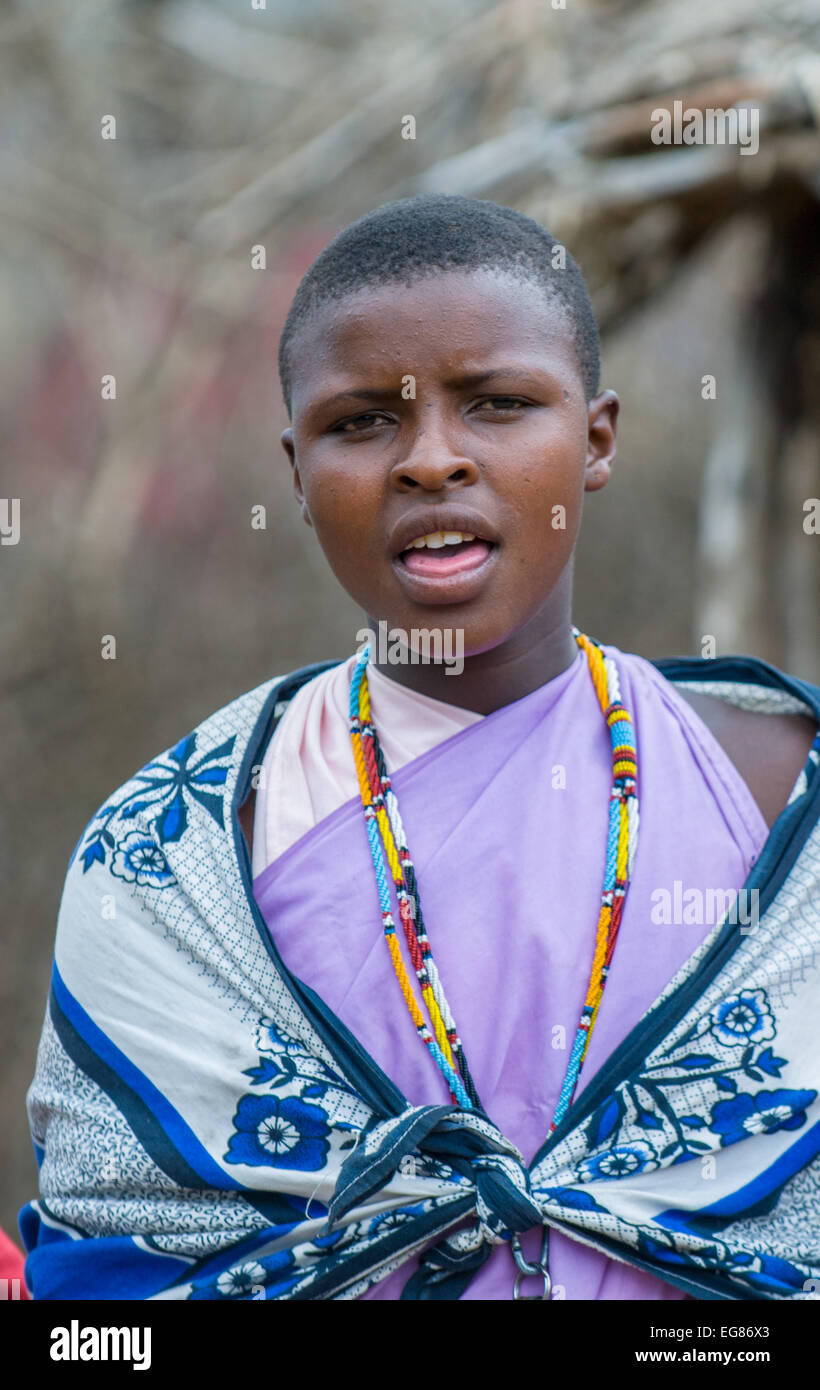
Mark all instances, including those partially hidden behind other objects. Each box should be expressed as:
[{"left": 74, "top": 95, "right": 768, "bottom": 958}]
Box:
[
  {"left": 584, "top": 460, "right": 612, "bottom": 493},
  {"left": 292, "top": 469, "right": 312, "bottom": 527},
  {"left": 584, "top": 389, "right": 619, "bottom": 493},
  {"left": 280, "top": 428, "right": 312, "bottom": 526}
]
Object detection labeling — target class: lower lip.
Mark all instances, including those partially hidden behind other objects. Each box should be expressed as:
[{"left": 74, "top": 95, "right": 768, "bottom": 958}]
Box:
[{"left": 393, "top": 539, "right": 498, "bottom": 604}]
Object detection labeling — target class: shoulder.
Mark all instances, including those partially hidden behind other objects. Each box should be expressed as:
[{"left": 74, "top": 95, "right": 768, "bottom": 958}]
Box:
[
  {"left": 675, "top": 688, "right": 817, "bottom": 828},
  {"left": 645, "top": 655, "right": 820, "bottom": 830},
  {"left": 68, "top": 674, "right": 286, "bottom": 883},
  {"left": 69, "top": 661, "right": 344, "bottom": 883}
]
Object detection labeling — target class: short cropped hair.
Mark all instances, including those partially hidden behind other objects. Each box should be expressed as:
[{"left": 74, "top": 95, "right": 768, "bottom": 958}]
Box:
[{"left": 278, "top": 195, "right": 601, "bottom": 412}]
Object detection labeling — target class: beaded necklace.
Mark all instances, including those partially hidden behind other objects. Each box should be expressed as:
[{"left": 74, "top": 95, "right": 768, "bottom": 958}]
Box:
[{"left": 348, "top": 627, "right": 639, "bottom": 1290}]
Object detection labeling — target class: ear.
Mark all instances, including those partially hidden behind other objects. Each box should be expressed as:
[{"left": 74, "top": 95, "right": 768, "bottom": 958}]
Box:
[
  {"left": 281, "top": 427, "right": 312, "bottom": 528},
  {"left": 583, "top": 389, "right": 619, "bottom": 493}
]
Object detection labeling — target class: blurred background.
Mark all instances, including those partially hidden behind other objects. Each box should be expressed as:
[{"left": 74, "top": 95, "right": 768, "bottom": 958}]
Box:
[{"left": 2, "top": 0, "right": 819, "bottom": 1243}]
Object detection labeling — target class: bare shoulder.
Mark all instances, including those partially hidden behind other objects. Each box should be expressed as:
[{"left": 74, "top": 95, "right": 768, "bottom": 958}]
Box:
[
  {"left": 674, "top": 687, "right": 818, "bottom": 829},
  {"left": 238, "top": 787, "right": 256, "bottom": 853}
]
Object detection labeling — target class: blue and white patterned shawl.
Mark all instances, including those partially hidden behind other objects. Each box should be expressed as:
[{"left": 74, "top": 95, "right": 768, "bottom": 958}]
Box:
[{"left": 20, "top": 653, "right": 820, "bottom": 1300}]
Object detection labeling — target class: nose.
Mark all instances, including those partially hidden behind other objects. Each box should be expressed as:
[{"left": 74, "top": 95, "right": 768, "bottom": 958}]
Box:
[{"left": 390, "top": 423, "right": 479, "bottom": 492}]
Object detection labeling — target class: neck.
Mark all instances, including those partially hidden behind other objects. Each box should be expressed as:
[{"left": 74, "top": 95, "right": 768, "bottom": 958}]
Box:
[{"left": 365, "top": 592, "right": 579, "bottom": 716}]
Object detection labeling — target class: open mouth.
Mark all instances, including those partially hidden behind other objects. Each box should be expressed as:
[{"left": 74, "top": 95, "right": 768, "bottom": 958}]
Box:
[{"left": 398, "top": 531, "right": 495, "bottom": 578}]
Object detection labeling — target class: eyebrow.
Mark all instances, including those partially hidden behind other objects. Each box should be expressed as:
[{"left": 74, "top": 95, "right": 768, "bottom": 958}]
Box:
[
  {"left": 312, "top": 367, "right": 551, "bottom": 414},
  {"left": 312, "top": 387, "right": 400, "bottom": 413},
  {"left": 441, "top": 367, "right": 549, "bottom": 389}
]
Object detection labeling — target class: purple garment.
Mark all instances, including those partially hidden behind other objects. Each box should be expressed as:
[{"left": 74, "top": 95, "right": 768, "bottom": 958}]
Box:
[{"left": 253, "top": 647, "right": 769, "bottom": 1300}]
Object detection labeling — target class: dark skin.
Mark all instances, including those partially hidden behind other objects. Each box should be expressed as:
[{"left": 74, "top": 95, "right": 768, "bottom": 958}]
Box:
[{"left": 238, "top": 269, "right": 816, "bottom": 849}]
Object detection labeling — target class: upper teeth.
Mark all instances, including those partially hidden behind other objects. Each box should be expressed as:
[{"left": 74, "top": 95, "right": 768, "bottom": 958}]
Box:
[{"left": 406, "top": 531, "right": 476, "bottom": 549}]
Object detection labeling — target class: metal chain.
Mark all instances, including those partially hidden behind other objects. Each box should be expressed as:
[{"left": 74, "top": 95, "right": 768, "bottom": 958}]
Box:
[{"left": 511, "top": 1227, "right": 551, "bottom": 1300}]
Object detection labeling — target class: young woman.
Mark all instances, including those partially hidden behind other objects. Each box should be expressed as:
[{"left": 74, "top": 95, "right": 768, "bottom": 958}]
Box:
[{"left": 21, "top": 197, "right": 820, "bottom": 1301}]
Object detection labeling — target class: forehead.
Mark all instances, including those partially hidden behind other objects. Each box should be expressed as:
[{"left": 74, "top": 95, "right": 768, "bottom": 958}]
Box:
[{"left": 287, "top": 269, "right": 579, "bottom": 405}]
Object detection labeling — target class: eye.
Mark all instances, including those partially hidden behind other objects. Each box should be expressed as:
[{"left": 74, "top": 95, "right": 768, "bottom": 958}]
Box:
[
  {"left": 334, "top": 411, "right": 394, "bottom": 433},
  {"left": 472, "top": 397, "right": 528, "bottom": 414}
]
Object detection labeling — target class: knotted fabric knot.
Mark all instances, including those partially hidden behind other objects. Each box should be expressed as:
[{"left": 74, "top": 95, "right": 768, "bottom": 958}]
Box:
[
  {"left": 327, "top": 1102, "right": 544, "bottom": 1252},
  {"left": 471, "top": 1152, "right": 544, "bottom": 1245}
]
